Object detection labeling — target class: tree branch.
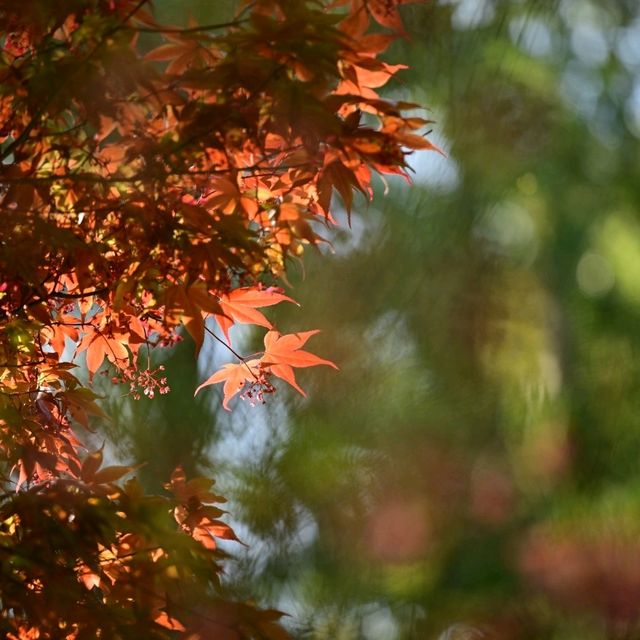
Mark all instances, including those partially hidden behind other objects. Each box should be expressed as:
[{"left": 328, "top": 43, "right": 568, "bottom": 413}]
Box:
[{"left": 126, "top": 19, "right": 247, "bottom": 34}]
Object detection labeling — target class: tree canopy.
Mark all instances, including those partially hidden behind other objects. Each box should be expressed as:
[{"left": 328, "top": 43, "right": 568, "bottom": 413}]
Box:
[{"left": 0, "top": 0, "right": 436, "bottom": 637}]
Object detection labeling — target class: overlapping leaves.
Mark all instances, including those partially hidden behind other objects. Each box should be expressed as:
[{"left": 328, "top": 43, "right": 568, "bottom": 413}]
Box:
[{"left": 0, "top": 0, "right": 433, "bottom": 636}]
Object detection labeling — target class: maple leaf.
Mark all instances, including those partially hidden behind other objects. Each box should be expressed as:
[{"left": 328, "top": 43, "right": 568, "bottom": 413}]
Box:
[
  {"left": 368, "top": 0, "right": 427, "bottom": 32},
  {"left": 77, "top": 559, "right": 102, "bottom": 591},
  {"left": 78, "top": 330, "right": 130, "bottom": 380},
  {"left": 41, "top": 318, "right": 79, "bottom": 357},
  {"left": 163, "top": 283, "right": 223, "bottom": 353},
  {"left": 214, "top": 287, "right": 295, "bottom": 342},
  {"left": 189, "top": 512, "right": 240, "bottom": 550},
  {"left": 81, "top": 449, "right": 137, "bottom": 485},
  {"left": 261, "top": 330, "right": 338, "bottom": 396},
  {"left": 318, "top": 160, "right": 369, "bottom": 216},
  {"left": 154, "top": 611, "right": 186, "bottom": 632},
  {"left": 195, "top": 330, "right": 337, "bottom": 408},
  {"left": 194, "top": 359, "right": 262, "bottom": 409}
]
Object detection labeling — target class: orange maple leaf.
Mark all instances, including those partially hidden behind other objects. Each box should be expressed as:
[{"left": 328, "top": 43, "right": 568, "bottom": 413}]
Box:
[
  {"left": 78, "top": 330, "right": 129, "bottom": 380},
  {"left": 214, "top": 287, "right": 295, "bottom": 342},
  {"left": 154, "top": 612, "right": 186, "bottom": 632},
  {"left": 261, "top": 330, "right": 338, "bottom": 396},
  {"left": 195, "top": 330, "right": 337, "bottom": 409},
  {"left": 194, "top": 359, "right": 261, "bottom": 409}
]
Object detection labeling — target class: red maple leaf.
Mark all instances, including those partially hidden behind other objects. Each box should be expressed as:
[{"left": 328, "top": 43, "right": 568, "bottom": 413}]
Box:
[{"left": 368, "top": 0, "right": 426, "bottom": 32}]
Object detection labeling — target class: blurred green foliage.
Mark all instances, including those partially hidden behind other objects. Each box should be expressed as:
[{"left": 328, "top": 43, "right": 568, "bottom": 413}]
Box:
[{"left": 100, "top": 1, "right": 640, "bottom": 638}]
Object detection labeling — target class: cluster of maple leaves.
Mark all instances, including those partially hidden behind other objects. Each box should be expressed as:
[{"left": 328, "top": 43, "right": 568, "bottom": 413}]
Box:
[{"left": 0, "top": 0, "right": 434, "bottom": 637}]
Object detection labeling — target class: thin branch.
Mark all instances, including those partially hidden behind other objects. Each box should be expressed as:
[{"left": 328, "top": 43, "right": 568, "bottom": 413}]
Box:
[
  {"left": 0, "top": 359, "right": 45, "bottom": 368},
  {"left": 117, "top": 0, "right": 153, "bottom": 30},
  {"left": 203, "top": 324, "right": 259, "bottom": 381},
  {"left": 11, "top": 287, "right": 108, "bottom": 315},
  {"left": 49, "top": 288, "right": 109, "bottom": 300},
  {"left": 0, "top": 162, "right": 313, "bottom": 185},
  {"left": 126, "top": 19, "right": 248, "bottom": 34},
  {"left": 0, "top": 389, "right": 39, "bottom": 397}
]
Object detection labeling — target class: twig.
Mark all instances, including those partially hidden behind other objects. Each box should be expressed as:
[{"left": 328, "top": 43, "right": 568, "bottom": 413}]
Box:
[
  {"left": 127, "top": 19, "right": 248, "bottom": 34},
  {"left": 203, "top": 324, "right": 259, "bottom": 381}
]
